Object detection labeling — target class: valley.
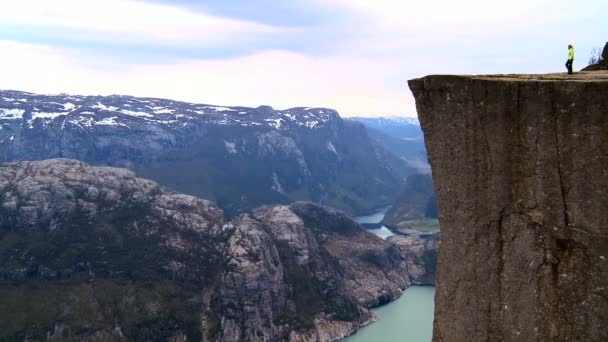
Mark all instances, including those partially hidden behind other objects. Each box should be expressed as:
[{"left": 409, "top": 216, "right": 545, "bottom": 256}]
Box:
[
  {"left": 0, "top": 90, "right": 439, "bottom": 341},
  {"left": 342, "top": 206, "right": 436, "bottom": 341},
  {"left": 2, "top": 1, "right": 605, "bottom": 340}
]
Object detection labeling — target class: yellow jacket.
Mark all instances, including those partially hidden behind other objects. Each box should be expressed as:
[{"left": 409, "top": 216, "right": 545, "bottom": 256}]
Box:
[{"left": 568, "top": 47, "right": 574, "bottom": 60}]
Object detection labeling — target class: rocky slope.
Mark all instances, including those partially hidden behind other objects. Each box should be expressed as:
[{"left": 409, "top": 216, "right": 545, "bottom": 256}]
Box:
[
  {"left": 388, "top": 233, "right": 438, "bottom": 285},
  {"left": 382, "top": 174, "right": 438, "bottom": 229},
  {"left": 409, "top": 72, "right": 608, "bottom": 341},
  {"left": 0, "top": 90, "right": 401, "bottom": 215},
  {"left": 0, "top": 159, "right": 410, "bottom": 341},
  {"left": 582, "top": 41, "right": 608, "bottom": 71},
  {"left": 348, "top": 117, "right": 429, "bottom": 175}
]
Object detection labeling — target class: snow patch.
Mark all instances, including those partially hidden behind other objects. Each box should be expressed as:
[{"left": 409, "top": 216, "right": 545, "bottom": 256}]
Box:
[
  {"left": 206, "top": 106, "right": 236, "bottom": 112},
  {"left": 120, "top": 109, "right": 154, "bottom": 118},
  {"left": 327, "top": 141, "right": 337, "bottom": 154},
  {"left": 91, "top": 102, "right": 119, "bottom": 111},
  {"left": 305, "top": 120, "right": 319, "bottom": 128},
  {"left": 31, "top": 112, "right": 68, "bottom": 120},
  {"left": 69, "top": 116, "right": 94, "bottom": 127},
  {"left": 224, "top": 141, "right": 237, "bottom": 154},
  {"left": 265, "top": 118, "right": 284, "bottom": 129},
  {"left": 63, "top": 103, "right": 76, "bottom": 111},
  {"left": 153, "top": 107, "right": 174, "bottom": 114},
  {"left": 281, "top": 113, "right": 296, "bottom": 121},
  {"left": 96, "top": 117, "right": 129, "bottom": 127},
  {"left": 271, "top": 172, "right": 284, "bottom": 194},
  {"left": 0, "top": 108, "right": 25, "bottom": 120}
]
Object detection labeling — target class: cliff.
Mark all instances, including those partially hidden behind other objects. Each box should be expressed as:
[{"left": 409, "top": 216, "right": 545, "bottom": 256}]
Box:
[
  {"left": 0, "top": 159, "right": 409, "bottom": 341},
  {"left": 409, "top": 71, "right": 608, "bottom": 341}
]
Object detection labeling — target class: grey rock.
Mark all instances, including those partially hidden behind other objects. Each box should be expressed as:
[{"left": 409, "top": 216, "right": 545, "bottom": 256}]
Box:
[
  {"left": 409, "top": 72, "right": 608, "bottom": 342},
  {"left": 388, "top": 232, "right": 438, "bottom": 285},
  {"left": 0, "top": 159, "right": 412, "bottom": 341}
]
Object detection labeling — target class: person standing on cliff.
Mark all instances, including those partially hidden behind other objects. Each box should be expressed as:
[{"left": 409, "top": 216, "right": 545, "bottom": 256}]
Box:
[{"left": 565, "top": 44, "right": 575, "bottom": 74}]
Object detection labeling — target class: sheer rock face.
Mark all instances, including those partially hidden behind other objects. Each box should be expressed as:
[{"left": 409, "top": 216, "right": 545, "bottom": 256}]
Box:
[
  {"left": 409, "top": 72, "right": 608, "bottom": 341},
  {"left": 0, "top": 159, "right": 409, "bottom": 341}
]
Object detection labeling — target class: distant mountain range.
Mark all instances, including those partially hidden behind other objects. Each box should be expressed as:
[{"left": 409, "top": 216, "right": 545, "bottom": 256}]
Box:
[
  {"left": 348, "top": 116, "right": 429, "bottom": 175},
  {"left": 0, "top": 90, "right": 408, "bottom": 215},
  {"left": 348, "top": 116, "right": 422, "bottom": 139}
]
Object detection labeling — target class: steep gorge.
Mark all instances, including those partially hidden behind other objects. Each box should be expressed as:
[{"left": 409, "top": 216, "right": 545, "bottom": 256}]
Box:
[
  {"left": 0, "top": 159, "right": 409, "bottom": 341},
  {"left": 409, "top": 72, "right": 608, "bottom": 341}
]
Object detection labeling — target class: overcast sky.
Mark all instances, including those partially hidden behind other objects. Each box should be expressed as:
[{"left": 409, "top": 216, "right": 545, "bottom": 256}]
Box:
[{"left": 0, "top": 0, "right": 606, "bottom": 117}]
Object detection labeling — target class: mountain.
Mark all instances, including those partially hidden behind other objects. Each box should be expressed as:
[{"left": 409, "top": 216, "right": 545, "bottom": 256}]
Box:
[
  {"left": 388, "top": 232, "right": 438, "bottom": 285},
  {"left": 0, "top": 159, "right": 411, "bottom": 341},
  {"left": 382, "top": 174, "right": 438, "bottom": 229},
  {"left": 348, "top": 117, "right": 429, "bottom": 175},
  {"left": 347, "top": 117, "right": 422, "bottom": 139},
  {"left": 410, "top": 72, "right": 608, "bottom": 341},
  {"left": 0, "top": 90, "right": 401, "bottom": 216}
]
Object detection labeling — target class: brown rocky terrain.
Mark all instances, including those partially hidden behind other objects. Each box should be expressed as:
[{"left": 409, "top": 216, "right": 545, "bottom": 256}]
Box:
[
  {"left": 388, "top": 232, "right": 438, "bottom": 285},
  {"left": 0, "top": 159, "right": 411, "bottom": 341},
  {"left": 409, "top": 71, "right": 608, "bottom": 341}
]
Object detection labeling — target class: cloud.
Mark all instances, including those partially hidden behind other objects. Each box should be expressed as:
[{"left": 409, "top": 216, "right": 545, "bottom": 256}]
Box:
[
  {"left": 0, "top": 40, "right": 416, "bottom": 116},
  {"left": 1, "top": 0, "right": 607, "bottom": 117},
  {"left": 0, "top": 0, "right": 282, "bottom": 46},
  {"left": 314, "top": 0, "right": 569, "bottom": 31}
]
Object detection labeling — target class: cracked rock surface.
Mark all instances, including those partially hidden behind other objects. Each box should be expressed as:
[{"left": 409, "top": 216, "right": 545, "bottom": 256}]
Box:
[{"left": 409, "top": 72, "right": 608, "bottom": 341}]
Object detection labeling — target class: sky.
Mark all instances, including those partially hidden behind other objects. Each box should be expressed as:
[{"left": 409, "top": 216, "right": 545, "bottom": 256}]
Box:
[{"left": 0, "top": 0, "right": 606, "bottom": 117}]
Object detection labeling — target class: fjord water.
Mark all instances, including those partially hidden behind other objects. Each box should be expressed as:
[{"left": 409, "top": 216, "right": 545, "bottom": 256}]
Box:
[
  {"left": 343, "top": 286, "right": 435, "bottom": 342},
  {"left": 353, "top": 206, "right": 396, "bottom": 239},
  {"left": 344, "top": 207, "right": 435, "bottom": 342}
]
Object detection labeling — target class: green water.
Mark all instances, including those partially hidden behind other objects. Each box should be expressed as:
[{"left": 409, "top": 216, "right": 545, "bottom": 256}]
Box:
[
  {"left": 353, "top": 206, "right": 396, "bottom": 239},
  {"left": 342, "top": 286, "right": 435, "bottom": 342},
  {"left": 346, "top": 207, "right": 435, "bottom": 342}
]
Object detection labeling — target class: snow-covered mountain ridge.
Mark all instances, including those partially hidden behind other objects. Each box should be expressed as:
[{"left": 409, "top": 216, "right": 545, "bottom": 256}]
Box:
[
  {"left": 0, "top": 90, "right": 337, "bottom": 133},
  {"left": 0, "top": 89, "right": 404, "bottom": 216}
]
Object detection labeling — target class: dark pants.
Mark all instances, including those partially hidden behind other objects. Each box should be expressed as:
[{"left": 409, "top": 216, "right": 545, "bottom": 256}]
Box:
[{"left": 565, "top": 59, "right": 573, "bottom": 74}]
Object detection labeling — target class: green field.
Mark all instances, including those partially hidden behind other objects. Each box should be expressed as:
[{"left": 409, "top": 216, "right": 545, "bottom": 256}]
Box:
[{"left": 402, "top": 219, "right": 440, "bottom": 233}]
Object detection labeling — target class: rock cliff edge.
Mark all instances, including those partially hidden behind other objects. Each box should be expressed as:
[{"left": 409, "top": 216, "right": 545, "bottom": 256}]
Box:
[{"left": 409, "top": 71, "right": 608, "bottom": 341}]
